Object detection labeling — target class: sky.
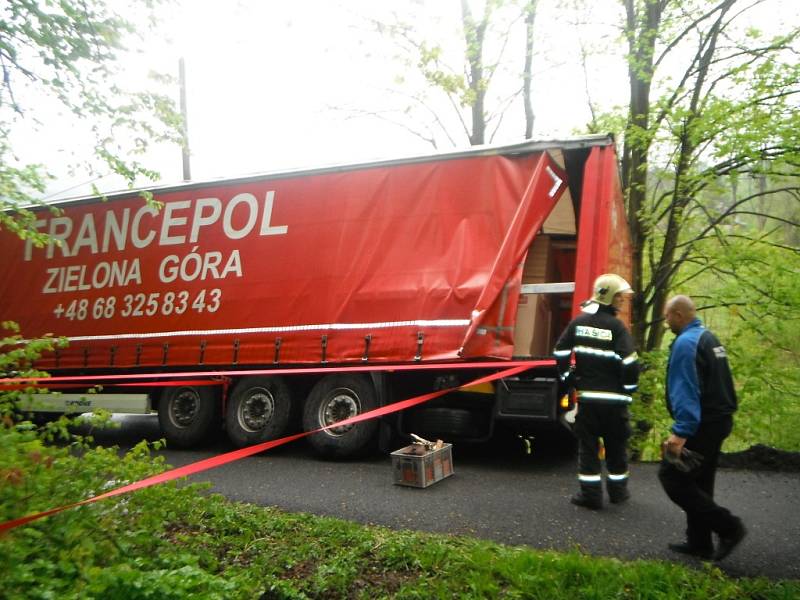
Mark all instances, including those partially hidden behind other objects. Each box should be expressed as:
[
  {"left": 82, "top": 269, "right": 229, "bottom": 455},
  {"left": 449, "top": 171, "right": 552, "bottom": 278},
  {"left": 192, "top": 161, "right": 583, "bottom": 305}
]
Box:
[
  {"left": 11, "top": 0, "right": 798, "bottom": 201},
  {"left": 10, "top": 0, "right": 624, "bottom": 200}
]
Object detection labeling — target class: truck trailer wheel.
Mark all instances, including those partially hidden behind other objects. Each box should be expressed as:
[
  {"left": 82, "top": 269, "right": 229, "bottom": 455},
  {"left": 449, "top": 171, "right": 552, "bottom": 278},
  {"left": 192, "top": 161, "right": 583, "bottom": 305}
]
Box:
[
  {"left": 225, "top": 376, "right": 291, "bottom": 448},
  {"left": 302, "top": 374, "right": 378, "bottom": 458},
  {"left": 158, "top": 385, "right": 220, "bottom": 448}
]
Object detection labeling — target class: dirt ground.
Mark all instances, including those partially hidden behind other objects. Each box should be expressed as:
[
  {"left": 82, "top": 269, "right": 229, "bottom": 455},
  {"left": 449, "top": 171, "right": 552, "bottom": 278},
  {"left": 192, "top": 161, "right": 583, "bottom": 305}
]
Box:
[{"left": 719, "top": 444, "right": 800, "bottom": 472}]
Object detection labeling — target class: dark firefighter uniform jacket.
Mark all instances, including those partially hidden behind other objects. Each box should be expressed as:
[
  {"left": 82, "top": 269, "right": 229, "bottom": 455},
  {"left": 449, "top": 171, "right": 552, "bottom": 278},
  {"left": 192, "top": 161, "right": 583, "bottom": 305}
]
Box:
[
  {"left": 666, "top": 318, "right": 738, "bottom": 437},
  {"left": 554, "top": 304, "right": 639, "bottom": 404}
]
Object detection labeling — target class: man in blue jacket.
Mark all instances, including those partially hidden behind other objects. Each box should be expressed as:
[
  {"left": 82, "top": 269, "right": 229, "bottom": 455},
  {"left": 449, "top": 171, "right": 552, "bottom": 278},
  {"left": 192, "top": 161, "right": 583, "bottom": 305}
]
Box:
[{"left": 660, "top": 295, "right": 746, "bottom": 561}]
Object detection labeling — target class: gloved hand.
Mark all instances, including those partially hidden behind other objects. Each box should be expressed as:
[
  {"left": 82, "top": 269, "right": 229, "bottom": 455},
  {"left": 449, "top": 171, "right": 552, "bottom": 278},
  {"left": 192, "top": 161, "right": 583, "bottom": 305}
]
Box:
[
  {"left": 564, "top": 402, "right": 578, "bottom": 424},
  {"left": 662, "top": 443, "right": 704, "bottom": 472}
]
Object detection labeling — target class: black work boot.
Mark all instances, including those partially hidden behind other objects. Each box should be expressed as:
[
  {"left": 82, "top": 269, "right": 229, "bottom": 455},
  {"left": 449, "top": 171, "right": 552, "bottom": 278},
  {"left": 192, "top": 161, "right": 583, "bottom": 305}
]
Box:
[
  {"left": 607, "top": 479, "right": 630, "bottom": 504},
  {"left": 668, "top": 542, "right": 713, "bottom": 560},
  {"left": 570, "top": 483, "right": 603, "bottom": 510},
  {"left": 714, "top": 519, "right": 747, "bottom": 562}
]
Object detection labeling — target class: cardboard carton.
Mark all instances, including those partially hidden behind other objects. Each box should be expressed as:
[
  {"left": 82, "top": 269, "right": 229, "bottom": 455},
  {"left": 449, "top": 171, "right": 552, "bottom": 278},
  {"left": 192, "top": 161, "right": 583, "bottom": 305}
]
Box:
[{"left": 513, "top": 234, "right": 555, "bottom": 357}]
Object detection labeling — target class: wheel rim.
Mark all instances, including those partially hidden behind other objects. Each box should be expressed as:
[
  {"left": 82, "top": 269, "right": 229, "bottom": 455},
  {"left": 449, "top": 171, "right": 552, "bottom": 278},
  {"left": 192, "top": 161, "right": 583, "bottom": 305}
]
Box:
[
  {"left": 319, "top": 387, "right": 360, "bottom": 436},
  {"left": 237, "top": 387, "right": 275, "bottom": 433},
  {"left": 169, "top": 388, "right": 200, "bottom": 428}
]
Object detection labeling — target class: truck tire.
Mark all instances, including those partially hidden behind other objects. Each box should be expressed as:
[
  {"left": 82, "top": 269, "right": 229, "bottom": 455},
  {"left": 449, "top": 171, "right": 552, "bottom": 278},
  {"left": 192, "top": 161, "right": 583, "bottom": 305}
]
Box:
[
  {"left": 403, "top": 407, "right": 488, "bottom": 439},
  {"left": 302, "top": 374, "right": 378, "bottom": 458},
  {"left": 158, "top": 385, "right": 220, "bottom": 448},
  {"left": 30, "top": 412, "right": 63, "bottom": 426},
  {"left": 225, "top": 376, "right": 291, "bottom": 448}
]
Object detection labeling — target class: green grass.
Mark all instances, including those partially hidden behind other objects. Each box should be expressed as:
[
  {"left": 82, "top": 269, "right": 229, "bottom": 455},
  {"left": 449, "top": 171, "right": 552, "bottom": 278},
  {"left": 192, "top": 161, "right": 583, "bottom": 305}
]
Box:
[{"left": 3, "top": 468, "right": 799, "bottom": 599}]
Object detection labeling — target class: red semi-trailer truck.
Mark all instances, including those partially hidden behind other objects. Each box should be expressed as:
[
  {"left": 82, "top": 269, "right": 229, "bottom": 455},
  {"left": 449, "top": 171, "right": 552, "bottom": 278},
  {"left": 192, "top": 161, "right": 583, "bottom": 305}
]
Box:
[{"left": 0, "top": 135, "right": 632, "bottom": 457}]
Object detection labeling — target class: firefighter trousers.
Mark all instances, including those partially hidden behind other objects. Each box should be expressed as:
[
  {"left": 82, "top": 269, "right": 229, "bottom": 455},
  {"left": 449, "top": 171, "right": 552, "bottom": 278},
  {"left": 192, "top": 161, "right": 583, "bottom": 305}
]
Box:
[
  {"left": 574, "top": 402, "right": 631, "bottom": 481},
  {"left": 658, "top": 416, "right": 739, "bottom": 550}
]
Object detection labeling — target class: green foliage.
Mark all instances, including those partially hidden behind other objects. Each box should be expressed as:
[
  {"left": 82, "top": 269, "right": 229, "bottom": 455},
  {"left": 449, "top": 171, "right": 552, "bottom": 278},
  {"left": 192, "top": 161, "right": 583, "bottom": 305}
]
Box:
[
  {"left": 0, "top": 0, "right": 180, "bottom": 239},
  {"left": 361, "top": 0, "right": 538, "bottom": 146},
  {"left": 0, "top": 322, "right": 69, "bottom": 429},
  {"left": 0, "top": 148, "right": 59, "bottom": 247},
  {"left": 417, "top": 42, "right": 468, "bottom": 100},
  {"left": 629, "top": 350, "right": 672, "bottom": 461},
  {"left": 583, "top": 109, "right": 627, "bottom": 138},
  {"left": 600, "top": 0, "right": 800, "bottom": 356},
  {"left": 688, "top": 228, "right": 800, "bottom": 451},
  {"left": 83, "top": 564, "right": 238, "bottom": 600},
  {"left": 0, "top": 321, "right": 65, "bottom": 374},
  {"left": 628, "top": 217, "right": 800, "bottom": 457},
  {"left": 0, "top": 417, "right": 233, "bottom": 599}
]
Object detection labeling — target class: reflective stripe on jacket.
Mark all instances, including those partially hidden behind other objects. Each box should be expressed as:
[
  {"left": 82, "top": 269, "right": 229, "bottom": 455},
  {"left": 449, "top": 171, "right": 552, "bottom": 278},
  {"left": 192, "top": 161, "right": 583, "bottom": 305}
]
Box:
[{"left": 554, "top": 305, "right": 639, "bottom": 404}]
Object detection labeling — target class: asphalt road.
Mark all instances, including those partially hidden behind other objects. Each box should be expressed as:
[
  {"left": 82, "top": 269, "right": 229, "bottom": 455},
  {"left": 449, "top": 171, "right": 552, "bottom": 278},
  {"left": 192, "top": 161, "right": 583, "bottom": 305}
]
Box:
[{"left": 87, "top": 414, "right": 800, "bottom": 581}]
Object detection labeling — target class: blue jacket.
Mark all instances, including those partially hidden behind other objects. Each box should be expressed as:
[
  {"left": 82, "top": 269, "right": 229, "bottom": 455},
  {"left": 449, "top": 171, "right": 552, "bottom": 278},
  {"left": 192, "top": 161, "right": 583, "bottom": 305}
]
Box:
[{"left": 666, "top": 318, "right": 738, "bottom": 437}]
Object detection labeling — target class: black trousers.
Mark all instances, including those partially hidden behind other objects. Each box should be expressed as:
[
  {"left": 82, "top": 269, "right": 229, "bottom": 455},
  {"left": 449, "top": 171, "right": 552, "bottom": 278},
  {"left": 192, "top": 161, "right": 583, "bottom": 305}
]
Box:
[
  {"left": 574, "top": 403, "right": 631, "bottom": 478},
  {"left": 658, "top": 416, "right": 739, "bottom": 549}
]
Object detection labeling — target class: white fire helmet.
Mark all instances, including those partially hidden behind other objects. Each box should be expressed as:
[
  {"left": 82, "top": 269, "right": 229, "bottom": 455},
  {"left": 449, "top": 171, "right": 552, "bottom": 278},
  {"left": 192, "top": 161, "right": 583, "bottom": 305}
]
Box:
[{"left": 581, "top": 273, "right": 633, "bottom": 313}]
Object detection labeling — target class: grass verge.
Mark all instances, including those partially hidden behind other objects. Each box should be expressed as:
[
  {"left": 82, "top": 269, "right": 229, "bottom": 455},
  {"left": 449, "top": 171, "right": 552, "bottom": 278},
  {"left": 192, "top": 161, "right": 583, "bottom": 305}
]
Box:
[{"left": 3, "top": 475, "right": 800, "bottom": 598}]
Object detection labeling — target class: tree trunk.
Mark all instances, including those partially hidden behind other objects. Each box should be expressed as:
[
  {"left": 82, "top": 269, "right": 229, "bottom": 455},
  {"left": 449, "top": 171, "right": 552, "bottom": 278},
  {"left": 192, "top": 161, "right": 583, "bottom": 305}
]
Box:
[
  {"left": 621, "top": 0, "right": 663, "bottom": 349},
  {"left": 461, "top": 0, "right": 488, "bottom": 145},
  {"left": 647, "top": 128, "right": 695, "bottom": 350},
  {"left": 643, "top": 1, "right": 728, "bottom": 350},
  {"left": 757, "top": 169, "right": 768, "bottom": 231},
  {"left": 523, "top": 1, "right": 538, "bottom": 139}
]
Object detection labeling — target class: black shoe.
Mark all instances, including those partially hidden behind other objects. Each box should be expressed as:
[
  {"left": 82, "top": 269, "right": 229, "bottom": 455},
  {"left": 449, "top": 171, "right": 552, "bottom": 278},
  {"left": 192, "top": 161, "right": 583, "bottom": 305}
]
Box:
[
  {"left": 570, "top": 492, "right": 602, "bottom": 510},
  {"left": 668, "top": 542, "right": 713, "bottom": 560},
  {"left": 714, "top": 521, "right": 747, "bottom": 562}
]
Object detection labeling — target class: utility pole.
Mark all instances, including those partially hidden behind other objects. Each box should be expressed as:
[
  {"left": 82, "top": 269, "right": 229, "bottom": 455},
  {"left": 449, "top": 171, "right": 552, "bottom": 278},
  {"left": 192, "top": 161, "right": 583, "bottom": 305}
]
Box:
[{"left": 179, "top": 57, "right": 191, "bottom": 181}]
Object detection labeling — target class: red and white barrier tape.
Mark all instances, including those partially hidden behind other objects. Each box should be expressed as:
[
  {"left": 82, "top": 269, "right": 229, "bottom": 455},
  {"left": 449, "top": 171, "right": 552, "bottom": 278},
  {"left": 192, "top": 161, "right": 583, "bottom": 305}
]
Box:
[{"left": 0, "top": 364, "right": 531, "bottom": 534}]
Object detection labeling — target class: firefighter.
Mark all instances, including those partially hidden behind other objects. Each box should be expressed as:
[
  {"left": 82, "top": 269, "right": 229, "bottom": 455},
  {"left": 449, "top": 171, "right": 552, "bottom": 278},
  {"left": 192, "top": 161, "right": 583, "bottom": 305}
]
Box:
[{"left": 554, "top": 273, "right": 639, "bottom": 509}]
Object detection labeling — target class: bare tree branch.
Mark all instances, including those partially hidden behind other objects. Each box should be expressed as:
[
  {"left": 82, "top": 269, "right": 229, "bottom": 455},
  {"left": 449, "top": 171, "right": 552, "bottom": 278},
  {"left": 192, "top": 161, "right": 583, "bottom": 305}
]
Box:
[
  {"left": 675, "top": 186, "right": 800, "bottom": 250},
  {"left": 653, "top": 0, "right": 737, "bottom": 70}
]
